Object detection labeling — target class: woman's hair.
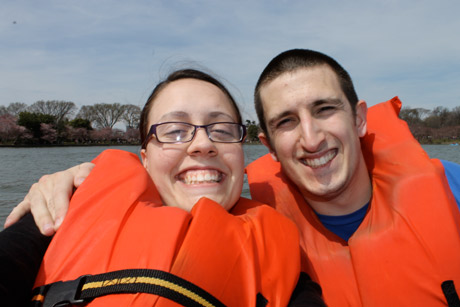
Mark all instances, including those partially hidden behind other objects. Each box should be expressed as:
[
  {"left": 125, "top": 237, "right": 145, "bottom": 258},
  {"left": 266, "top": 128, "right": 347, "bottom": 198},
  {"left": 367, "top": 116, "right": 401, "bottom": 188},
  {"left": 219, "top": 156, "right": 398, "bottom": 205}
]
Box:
[{"left": 139, "top": 69, "right": 242, "bottom": 147}]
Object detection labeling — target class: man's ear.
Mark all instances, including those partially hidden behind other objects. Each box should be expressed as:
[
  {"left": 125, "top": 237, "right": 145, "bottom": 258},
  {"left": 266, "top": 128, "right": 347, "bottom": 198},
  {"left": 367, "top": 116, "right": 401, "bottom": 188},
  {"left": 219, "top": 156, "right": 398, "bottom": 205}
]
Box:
[
  {"left": 355, "top": 100, "right": 368, "bottom": 138},
  {"left": 140, "top": 148, "right": 149, "bottom": 170},
  {"left": 258, "top": 132, "right": 279, "bottom": 162}
]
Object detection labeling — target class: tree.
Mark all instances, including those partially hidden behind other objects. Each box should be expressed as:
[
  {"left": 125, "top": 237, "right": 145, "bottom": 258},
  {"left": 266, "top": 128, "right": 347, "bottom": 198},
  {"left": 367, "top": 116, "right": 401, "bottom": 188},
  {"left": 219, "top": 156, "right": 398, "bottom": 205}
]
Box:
[
  {"left": 7, "top": 102, "right": 28, "bottom": 116},
  {"left": 76, "top": 105, "right": 96, "bottom": 123},
  {"left": 122, "top": 104, "right": 141, "bottom": 129},
  {"left": 0, "top": 114, "right": 25, "bottom": 143},
  {"left": 67, "top": 127, "right": 89, "bottom": 143},
  {"left": 28, "top": 100, "right": 76, "bottom": 123},
  {"left": 90, "top": 103, "right": 126, "bottom": 128},
  {"left": 447, "top": 106, "right": 460, "bottom": 126},
  {"left": 245, "top": 120, "right": 260, "bottom": 142},
  {"left": 124, "top": 127, "right": 140, "bottom": 143},
  {"left": 69, "top": 118, "right": 92, "bottom": 130},
  {"left": 90, "top": 127, "right": 113, "bottom": 142},
  {"left": 17, "top": 111, "right": 56, "bottom": 140},
  {"left": 40, "top": 123, "right": 58, "bottom": 144}
]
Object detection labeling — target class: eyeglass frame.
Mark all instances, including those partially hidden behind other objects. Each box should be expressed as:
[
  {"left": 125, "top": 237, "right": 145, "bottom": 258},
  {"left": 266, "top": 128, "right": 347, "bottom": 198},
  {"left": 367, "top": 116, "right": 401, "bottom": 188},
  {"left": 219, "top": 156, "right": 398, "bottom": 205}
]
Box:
[{"left": 142, "top": 121, "right": 247, "bottom": 148}]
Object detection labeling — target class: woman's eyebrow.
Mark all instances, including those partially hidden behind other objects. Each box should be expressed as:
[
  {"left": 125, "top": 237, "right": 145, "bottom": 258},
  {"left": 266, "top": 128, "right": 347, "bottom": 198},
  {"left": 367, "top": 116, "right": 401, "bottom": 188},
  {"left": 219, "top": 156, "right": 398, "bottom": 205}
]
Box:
[
  {"left": 158, "top": 111, "right": 190, "bottom": 122},
  {"left": 208, "top": 111, "right": 235, "bottom": 121}
]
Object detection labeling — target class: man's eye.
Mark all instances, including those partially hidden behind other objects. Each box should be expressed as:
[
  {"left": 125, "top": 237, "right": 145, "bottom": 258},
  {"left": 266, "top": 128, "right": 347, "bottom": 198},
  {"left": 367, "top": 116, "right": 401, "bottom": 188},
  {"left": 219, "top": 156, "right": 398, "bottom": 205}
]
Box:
[
  {"left": 275, "top": 117, "right": 296, "bottom": 129},
  {"left": 317, "top": 106, "right": 336, "bottom": 115},
  {"left": 276, "top": 118, "right": 294, "bottom": 128},
  {"left": 320, "top": 106, "right": 334, "bottom": 112}
]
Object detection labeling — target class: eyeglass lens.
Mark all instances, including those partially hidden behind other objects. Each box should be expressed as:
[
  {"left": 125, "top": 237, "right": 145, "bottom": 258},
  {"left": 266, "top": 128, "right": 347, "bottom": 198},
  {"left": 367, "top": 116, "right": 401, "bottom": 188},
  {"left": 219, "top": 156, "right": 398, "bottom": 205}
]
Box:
[{"left": 156, "top": 122, "right": 243, "bottom": 143}]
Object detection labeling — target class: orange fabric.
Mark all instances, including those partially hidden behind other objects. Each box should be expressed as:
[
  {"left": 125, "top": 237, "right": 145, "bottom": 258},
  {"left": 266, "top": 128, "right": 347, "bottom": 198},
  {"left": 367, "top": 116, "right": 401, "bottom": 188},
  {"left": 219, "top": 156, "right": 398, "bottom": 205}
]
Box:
[
  {"left": 35, "top": 149, "right": 300, "bottom": 307},
  {"left": 247, "top": 97, "right": 460, "bottom": 306}
]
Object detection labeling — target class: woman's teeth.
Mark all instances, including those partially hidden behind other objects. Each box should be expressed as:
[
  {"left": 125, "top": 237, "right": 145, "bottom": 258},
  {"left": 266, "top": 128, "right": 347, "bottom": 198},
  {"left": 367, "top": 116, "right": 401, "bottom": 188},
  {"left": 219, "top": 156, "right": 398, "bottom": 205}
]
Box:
[{"left": 181, "top": 170, "right": 222, "bottom": 184}]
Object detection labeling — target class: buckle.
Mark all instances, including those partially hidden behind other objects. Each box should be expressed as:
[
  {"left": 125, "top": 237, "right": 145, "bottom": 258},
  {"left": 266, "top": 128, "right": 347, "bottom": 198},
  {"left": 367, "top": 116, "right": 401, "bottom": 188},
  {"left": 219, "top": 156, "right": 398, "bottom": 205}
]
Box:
[{"left": 42, "top": 275, "right": 90, "bottom": 307}]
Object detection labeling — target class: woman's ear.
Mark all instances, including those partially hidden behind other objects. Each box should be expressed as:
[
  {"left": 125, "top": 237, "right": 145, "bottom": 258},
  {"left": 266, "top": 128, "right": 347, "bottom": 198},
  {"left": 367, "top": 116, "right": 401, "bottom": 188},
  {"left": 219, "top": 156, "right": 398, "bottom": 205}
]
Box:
[{"left": 140, "top": 148, "right": 149, "bottom": 170}]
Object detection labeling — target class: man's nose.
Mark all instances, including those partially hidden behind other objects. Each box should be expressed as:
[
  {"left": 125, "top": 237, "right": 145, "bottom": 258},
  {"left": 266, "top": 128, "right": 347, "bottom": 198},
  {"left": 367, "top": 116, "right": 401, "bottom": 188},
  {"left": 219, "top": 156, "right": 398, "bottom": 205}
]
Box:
[{"left": 299, "top": 117, "right": 325, "bottom": 152}]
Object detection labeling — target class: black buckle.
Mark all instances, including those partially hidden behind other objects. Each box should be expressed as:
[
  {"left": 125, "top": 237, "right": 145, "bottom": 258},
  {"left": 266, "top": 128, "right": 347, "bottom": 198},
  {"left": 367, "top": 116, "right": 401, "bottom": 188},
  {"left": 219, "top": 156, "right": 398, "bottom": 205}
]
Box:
[{"left": 42, "top": 275, "right": 89, "bottom": 307}]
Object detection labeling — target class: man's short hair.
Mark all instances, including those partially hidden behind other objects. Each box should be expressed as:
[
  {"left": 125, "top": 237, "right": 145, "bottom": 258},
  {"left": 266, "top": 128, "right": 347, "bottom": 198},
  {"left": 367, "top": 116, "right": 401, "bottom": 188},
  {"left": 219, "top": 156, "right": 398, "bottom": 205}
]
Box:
[{"left": 254, "top": 49, "right": 359, "bottom": 136}]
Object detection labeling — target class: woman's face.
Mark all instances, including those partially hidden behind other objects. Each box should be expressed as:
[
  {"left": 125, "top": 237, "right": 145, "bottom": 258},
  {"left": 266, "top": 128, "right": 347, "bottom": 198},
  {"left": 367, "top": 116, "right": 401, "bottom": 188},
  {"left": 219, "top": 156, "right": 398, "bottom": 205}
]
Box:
[{"left": 140, "top": 78, "right": 245, "bottom": 212}]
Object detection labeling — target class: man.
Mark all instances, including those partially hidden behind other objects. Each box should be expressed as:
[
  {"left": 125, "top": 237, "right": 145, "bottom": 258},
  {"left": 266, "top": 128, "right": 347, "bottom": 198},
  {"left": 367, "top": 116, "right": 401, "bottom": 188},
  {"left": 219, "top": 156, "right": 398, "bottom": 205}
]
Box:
[
  {"left": 6, "top": 49, "right": 460, "bottom": 306},
  {"left": 246, "top": 49, "right": 460, "bottom": 306}
]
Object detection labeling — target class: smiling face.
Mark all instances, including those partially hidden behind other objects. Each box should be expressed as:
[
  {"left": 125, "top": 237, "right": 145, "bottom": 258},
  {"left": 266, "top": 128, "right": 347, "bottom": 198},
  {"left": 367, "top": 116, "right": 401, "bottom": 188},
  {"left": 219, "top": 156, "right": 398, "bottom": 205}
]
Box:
[
  {"left": 140, "top": 78, "right": 245, "bottom": 212},
  {"left": 258, "top": 65, "right": 371, "bottom": 215}
]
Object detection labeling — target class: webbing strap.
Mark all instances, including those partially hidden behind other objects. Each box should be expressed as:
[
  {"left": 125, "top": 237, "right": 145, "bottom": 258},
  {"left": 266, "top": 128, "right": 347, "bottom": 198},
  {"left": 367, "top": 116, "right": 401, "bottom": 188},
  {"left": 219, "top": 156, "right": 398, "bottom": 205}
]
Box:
[
  {"left": 31, "top": 268, "right": 227, "bottom": 307},
  {"left": 442, "top": 280, "right": 460, "bottom": 307}
]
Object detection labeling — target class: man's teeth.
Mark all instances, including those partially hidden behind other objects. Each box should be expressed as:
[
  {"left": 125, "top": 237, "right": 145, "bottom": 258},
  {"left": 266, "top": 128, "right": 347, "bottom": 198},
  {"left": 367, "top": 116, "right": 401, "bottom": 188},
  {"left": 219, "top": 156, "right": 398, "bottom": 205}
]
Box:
[
  {"left": 182, "top": 170, "right": 222, "bottom": 184},
  {"left": 301, "top": 150, "right": 336, "bottom": 168}
]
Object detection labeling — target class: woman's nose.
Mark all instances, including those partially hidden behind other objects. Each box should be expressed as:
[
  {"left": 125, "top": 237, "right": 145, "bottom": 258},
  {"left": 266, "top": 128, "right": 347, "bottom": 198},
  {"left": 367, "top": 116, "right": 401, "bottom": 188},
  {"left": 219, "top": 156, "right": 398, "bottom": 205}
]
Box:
[{"left": 186, "top": 127, "right": 218, "bottom": 156}]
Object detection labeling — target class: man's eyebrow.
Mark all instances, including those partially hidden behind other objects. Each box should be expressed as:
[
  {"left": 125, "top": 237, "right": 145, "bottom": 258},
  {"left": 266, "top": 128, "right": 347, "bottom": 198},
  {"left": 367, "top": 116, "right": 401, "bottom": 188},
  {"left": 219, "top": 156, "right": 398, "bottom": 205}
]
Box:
[{"left": 312, "top": 98, "right": 345, "bottom": 109}]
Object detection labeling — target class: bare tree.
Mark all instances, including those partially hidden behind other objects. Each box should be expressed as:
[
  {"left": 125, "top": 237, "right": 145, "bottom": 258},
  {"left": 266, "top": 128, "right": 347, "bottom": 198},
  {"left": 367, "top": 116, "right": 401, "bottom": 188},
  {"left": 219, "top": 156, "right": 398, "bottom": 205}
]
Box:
[
  {"left": 28, "top": 100, "right": 76, "bottom": 123},
  {"left": 76, "top": 105, "right": 96, "bottom": 122},
  {"left": 122, "top": 104, "right": 141, "bottom": 129},
  {"left": 4, "top": 102, "right": 28, "bottom": 116},
  {"left": 91, "top": 103, "right": 127, "bottom": 128}
]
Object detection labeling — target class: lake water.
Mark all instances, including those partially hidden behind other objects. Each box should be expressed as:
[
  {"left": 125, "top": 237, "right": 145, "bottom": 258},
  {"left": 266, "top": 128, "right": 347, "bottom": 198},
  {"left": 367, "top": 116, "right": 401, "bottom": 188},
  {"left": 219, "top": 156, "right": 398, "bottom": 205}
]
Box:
[
  {"left": 0, "top": 145, "right": 269, "bottom": 225},
  {"left": 1, "top": 144, "right": 459, "bottom": 225}
]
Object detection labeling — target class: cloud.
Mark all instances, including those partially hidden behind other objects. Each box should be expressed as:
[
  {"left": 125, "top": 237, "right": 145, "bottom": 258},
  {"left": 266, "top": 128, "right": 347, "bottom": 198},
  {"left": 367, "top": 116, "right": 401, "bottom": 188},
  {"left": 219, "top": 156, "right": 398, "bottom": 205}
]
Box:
[{"left": 1, "top": 0, "right": 460, "bottom": 121}]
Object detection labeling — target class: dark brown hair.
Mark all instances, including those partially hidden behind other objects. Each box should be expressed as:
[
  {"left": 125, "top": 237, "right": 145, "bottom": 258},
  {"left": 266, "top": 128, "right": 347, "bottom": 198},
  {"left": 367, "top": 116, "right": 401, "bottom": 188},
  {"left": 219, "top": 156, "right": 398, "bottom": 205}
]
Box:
[
  {"left": 140, "top": 69, "right": 242, "bottom": 148},
  {"left": 254, "top": 49, "right": 359, "bottom": 136}
]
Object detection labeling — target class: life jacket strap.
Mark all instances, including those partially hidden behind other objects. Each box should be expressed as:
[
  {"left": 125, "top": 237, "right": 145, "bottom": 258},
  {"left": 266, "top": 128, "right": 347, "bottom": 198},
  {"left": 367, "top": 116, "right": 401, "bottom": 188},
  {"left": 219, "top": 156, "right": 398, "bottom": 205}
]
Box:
[
  {"left": 442, "top": 280, "right": 460, "bottom": 307},
  {"left": 30, "top": 268, "right": 227, "bottom": 307}
]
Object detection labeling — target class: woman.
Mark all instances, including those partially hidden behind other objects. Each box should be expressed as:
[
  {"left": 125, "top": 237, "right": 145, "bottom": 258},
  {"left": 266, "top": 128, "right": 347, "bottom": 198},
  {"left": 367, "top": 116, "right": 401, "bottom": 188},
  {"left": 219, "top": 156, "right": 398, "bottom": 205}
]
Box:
[{"left": 1, "top": 69, "right": 325, "bottom": 306}]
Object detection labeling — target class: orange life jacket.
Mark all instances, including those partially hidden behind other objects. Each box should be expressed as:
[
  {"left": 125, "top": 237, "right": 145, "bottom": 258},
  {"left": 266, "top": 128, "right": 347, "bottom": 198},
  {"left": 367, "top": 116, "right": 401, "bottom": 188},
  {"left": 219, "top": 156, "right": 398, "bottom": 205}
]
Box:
[
  {"left": 34, "top": 149, "right": 301, "bottom": 307},
  {"left": 246, "top": 97, "right": 460, "bottom": 306}
]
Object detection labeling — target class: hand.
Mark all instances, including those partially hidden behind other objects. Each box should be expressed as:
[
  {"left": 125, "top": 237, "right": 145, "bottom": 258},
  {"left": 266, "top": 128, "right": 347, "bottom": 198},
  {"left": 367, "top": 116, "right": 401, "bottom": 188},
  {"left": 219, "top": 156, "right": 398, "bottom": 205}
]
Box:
[{"left": 3, "top": 162, "right": 95, "bottom": 236}]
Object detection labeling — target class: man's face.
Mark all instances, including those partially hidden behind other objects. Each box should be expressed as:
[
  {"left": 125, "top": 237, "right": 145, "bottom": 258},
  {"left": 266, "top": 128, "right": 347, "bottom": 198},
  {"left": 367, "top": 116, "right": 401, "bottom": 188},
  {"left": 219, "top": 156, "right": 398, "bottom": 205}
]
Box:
[{"left": 258, "top": 65, "right": 369, "bottom": 214}]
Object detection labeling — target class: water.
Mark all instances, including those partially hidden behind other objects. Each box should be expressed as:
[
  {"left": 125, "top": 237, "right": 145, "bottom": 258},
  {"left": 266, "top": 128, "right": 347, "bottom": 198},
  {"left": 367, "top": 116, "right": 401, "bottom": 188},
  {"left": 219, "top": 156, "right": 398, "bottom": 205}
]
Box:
[
  {"left": 1, "top": 144, "right": 458, "bottom": 225},
  {"left": 0, "top": 145, "right": 268, "bottom": 224}
]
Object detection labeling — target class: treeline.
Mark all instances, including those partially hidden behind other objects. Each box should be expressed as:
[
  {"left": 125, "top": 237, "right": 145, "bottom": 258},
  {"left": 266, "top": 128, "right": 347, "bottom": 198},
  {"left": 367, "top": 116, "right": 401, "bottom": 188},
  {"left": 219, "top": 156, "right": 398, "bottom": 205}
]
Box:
[
  {"left": 0, "top": 101, "right": 261, "bottom": 146},
  {"left": 0, "top": 101, "right": 141, "bottom": 145},
  {"left": 399, "top": 106, "right": 460, "bottom": 144}
]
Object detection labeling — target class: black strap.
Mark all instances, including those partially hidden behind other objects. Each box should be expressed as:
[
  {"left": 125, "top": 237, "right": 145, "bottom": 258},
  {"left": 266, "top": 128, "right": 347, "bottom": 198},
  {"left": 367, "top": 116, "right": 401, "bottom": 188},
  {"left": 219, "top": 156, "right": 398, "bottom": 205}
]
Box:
[
  {"left": 31, "top": 268, "right": 227, "bottom": 307},
  {"left": 442, "top": 280, "right": 460, "bottom": 307},
  {"left": 256, "top": 293, "right": 268, "bottom": 307}
]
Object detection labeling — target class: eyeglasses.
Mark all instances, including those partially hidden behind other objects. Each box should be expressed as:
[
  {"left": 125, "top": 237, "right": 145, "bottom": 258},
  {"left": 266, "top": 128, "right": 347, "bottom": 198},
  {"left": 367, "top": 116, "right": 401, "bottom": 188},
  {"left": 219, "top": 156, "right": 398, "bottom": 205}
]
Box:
[{"left": 142, "top": 122, "right": 247, "bottom": 148}]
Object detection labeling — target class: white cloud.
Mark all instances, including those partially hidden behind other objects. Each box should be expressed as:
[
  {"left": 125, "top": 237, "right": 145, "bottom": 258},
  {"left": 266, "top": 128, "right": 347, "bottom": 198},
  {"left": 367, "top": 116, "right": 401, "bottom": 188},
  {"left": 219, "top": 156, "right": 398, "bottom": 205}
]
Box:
[{"left": 1, "top": 0, "right": 460, "bottom": 121}]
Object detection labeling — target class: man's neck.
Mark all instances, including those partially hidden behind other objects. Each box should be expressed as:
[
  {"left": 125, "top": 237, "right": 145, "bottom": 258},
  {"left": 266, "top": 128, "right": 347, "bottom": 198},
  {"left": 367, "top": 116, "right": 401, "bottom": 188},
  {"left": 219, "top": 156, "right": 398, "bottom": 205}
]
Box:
[{"left": 305, "top": 165, "right": 372, "bottom": 216}]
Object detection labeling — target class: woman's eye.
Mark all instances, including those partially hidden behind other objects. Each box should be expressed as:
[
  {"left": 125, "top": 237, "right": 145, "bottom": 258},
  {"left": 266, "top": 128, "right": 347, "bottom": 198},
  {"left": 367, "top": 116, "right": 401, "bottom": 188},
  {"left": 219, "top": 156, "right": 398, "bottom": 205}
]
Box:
[
  {"left": 165, "top": 129, "right": 187, "bottom": 136},
  {"left": 212, "top": 129, "right": 231, "bottom": 135}
]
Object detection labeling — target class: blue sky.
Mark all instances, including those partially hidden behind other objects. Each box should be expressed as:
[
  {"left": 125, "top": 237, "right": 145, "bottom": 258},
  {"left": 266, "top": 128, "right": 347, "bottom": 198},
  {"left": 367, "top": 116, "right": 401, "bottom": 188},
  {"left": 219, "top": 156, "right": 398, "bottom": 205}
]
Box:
[{"left": 1, "top": 0, "right": 459, "bottom": 122}]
